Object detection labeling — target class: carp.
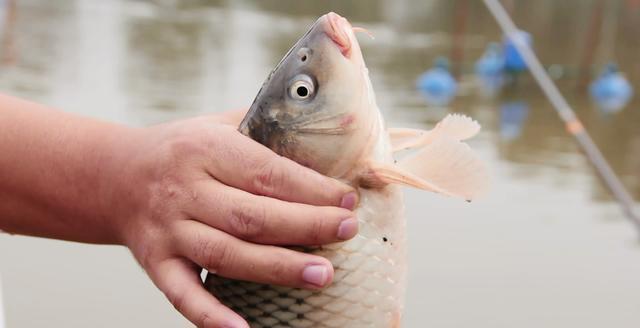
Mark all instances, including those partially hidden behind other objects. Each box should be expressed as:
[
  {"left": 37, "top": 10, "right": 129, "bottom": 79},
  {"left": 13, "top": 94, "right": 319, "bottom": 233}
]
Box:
[{"left": 205, "top": 12, "right": 488, "bottom": 327}]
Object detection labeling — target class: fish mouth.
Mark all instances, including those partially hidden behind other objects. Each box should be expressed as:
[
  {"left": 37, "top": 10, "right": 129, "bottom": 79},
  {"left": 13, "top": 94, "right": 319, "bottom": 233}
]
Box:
[{"left": 325, "top": 12, "right": 353, "bottom": 58}]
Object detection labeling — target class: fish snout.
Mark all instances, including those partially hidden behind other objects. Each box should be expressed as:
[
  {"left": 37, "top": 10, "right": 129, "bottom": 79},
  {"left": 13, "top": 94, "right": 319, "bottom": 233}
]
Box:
[{"left": 324, "top": 12, "right": 352, "bottom": 58}]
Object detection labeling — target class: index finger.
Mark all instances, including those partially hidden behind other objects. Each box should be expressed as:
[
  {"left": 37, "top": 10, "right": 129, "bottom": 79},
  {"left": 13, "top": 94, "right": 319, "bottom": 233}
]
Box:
[
  {"left": 208, "top": 126, "right": 357, "bottom": 208},
  {"left": 211, "top": 108, "right": 249, "bottom": 126}
]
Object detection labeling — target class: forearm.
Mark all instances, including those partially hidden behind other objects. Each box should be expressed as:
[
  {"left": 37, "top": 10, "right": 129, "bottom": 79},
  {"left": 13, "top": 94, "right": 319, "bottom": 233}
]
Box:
[{"left": 0, "top": 94, "right": 134, "bottom": 244}]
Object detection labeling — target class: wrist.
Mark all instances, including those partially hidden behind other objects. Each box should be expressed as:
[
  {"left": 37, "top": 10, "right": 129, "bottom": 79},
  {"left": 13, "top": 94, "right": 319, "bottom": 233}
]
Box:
[{"left": 92, "top": 124, "right": 147, "bottom": 245}]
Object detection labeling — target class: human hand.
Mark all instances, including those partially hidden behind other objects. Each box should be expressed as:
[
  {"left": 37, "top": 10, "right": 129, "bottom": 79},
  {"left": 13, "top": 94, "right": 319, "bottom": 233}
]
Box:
[{"left": 106, "top": 112, "right": 358, "bottom": 328}]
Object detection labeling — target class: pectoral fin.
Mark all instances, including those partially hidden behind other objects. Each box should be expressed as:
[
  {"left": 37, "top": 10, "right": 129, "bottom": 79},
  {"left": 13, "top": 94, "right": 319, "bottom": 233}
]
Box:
[
  {"left": 387, "top": 128, "right": 428, "bottom": 152},
  {"left": 365, "top": 136, "right": 489, "bottom": 200},
  {"left": 388, "top": 114, "right": 481, "bottom": 152}
]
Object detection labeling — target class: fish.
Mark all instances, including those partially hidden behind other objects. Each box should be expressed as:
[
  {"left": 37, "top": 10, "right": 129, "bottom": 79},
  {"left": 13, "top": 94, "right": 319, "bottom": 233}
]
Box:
[{"left": 204, "top": 12, "right": 488, "bottom": 327}]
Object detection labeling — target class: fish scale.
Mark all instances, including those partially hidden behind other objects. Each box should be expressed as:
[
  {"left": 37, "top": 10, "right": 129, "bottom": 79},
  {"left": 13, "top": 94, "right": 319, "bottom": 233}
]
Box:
[{"left": 206, "top": 187, "right": 408, "bottom": 327}]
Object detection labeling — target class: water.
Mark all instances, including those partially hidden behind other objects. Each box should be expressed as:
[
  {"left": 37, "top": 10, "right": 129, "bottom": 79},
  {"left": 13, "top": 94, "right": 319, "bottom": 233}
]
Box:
[{"left": 1, "top": 0, "right": 639, "bottom": 327}]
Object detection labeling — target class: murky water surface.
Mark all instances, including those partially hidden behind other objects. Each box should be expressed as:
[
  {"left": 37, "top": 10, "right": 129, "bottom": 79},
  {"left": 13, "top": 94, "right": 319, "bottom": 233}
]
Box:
[{"left": 1, "top": 1, "right": 640, "bottom": 327}]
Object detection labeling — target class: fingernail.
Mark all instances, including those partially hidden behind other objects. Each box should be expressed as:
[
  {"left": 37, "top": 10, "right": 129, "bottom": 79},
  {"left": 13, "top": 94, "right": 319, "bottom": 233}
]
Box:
[
  {"left": 222, "top": 319, "right": 249, "bottom": 328},
  {"left": 302, "top": 264, "right": 329, "bottom": 287},
  {"left": 340, "top": 192, "right": 358, "bottom": 210},
  {"left": 337, "top": 218, "right": 358, "bottom": 240}
]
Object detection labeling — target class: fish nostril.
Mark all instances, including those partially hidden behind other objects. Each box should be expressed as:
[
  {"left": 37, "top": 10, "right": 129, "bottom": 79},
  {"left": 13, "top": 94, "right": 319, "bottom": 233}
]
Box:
[{"left": 297, "top": 47, "right": 311, "bottom": 62}]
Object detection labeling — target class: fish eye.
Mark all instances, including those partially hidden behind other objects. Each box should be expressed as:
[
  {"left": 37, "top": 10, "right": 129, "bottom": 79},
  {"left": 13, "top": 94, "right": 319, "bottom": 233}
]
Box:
[{"left": 289, "top": 74, "right": 315, "bottom": 101}]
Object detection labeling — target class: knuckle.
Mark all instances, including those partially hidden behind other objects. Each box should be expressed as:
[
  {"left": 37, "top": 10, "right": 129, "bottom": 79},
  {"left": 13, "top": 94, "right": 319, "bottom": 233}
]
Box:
[
  {"left": 306, "top": 216, "right": 326, "bottom": 244},
  {"left": 148, "top": 178, "right": 189, "bottom": 218},
  {"left": 199, "top": 123, "right": 230, "bottom": 153},
  {"left": 166, "top": 287, "right": 188, "bottom": 314},
  {"left": 197, "top": 237, "right": 234, "bottom": 274},
  {"left": 253, "top": 160, "right": 287, "bottom": 196},
  {"left": 205, "top": 125, "right": 242, "bottom": 162},
  {"left": 132, "top": 227, "right": 164, "bottom": 269},
  {"left": 136, "top": 244, "right": 155, "bottom": 269},
  {"left": 198, "top": 312, "right": 215, "bottom": 328},
  {"left": 168, "top": 137, "right": 202, "bottom": 162},
  {"left": 163, "top": 125, "right": 213, "bottom": 165},
  {"left": 215, "top": 123, "right": 237, "bottom": 137},
  {"left": 147, "top": 151, "right": 197, "bottom": 204},
  {"left": 317, "top": 179, "right": 343, "bottom": 205},
  {"left": 267, "top": 256, "right": 289, "bottom": 284},
  {"left": 229, "top": 202, "right": 267, "bottom": 240}
]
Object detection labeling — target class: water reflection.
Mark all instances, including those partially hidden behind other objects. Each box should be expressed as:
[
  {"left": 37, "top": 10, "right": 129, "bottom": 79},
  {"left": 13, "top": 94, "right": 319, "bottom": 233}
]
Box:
[
  {"left": 1, "top": 1, "right": 640, "bottom": 327},
  {"left": 123, "top": 5, "right": 208, "bottom": 113},
  {"left": 475, "top": 42, "right": 506, "bottom": 97},
  {"left": 0, "top": 0, "right": 636, "bottom": 258},
  {"left": 254, "top": 0, "right": 385, "bottom": 23},
  {"left": 0, "top": 1, "right": 73, "bottom": 99},
  {"left": 0, "top": 0, "right": 16, "bottom": 66},
  {"left": 499, "top": 100, "right": 529, "bottom": 141}
]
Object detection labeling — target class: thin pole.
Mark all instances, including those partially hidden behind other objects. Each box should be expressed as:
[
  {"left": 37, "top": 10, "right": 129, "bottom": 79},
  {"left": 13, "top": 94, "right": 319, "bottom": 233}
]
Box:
[
  {"left": 577, "top": 0, "right": 603, "bottom": 89},
  {"left": 482, "top": 0, "right": 640, "bottom": 233}
]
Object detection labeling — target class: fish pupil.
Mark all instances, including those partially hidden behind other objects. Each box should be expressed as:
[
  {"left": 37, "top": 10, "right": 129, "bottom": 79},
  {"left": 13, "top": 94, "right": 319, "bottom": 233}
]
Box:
[
  {"left": 297, "top": 86, "right": 309, "bottom": 97},
  {"left": 301, "top": 55, "right": 307, "bottom": 62}
]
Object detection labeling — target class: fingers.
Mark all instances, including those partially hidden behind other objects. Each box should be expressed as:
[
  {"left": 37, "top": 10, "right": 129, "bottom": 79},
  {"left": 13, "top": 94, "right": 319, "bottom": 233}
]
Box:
[
  {"left": 149, "top": 258, "right": 249, "bottom": 328},
  {"left": 207, "top": 126, "right": 358, "bottom": 208},
  {"left": 201, "top": 109, "right": 248, "bottom": 127},
  {"left": 176, "top": 220, "right": 334, "bottom": 289},
  {"left": 185, "top": 180, "right": 358, "bottom": 245}
]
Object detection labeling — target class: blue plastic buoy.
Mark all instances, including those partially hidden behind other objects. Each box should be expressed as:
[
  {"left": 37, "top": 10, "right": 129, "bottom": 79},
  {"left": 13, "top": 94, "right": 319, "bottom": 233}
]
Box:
[
  {"left": 589, "top": 63, "right": 633, "bottom": 114},
  {"left": 500, "top": 101, "right": 529, "bottom": 141},
  {"left": 502, "top": 30, "right": 532, "bottom": 73},
  {"left": 476, "top": 43, "right": 505, "bottom": 76},
  {"left": 417, "top": 57, "right": 458, "bottom": 106},
  {"left": 475, "top": 42, "right": 505, "bottom": 96}
]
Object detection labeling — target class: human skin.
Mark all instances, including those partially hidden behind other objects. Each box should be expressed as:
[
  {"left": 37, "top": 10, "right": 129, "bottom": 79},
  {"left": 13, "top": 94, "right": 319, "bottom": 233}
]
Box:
[{"left": 0, "top": 94, "right": 359, "bottom": 328}]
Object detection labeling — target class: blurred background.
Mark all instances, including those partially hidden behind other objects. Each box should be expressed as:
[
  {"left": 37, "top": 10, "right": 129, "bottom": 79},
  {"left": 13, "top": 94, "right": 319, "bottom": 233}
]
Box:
[{"left": 0, "top": 0, "right": 639, "bottom": 327}]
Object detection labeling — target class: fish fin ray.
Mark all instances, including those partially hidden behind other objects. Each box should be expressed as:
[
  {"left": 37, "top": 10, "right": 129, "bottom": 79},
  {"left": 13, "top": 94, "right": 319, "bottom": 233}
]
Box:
[
  {"left": 387, "top": 114, "right": 480, "bottom": 152},
  {"left": 436, "top": 113, "right": 481, "bottom": 141},
  {"left": 368, "top": 136, "right": 489, "bottom": 200},
  {"left": 388, "top": 128, "right": 428, "bottom": 152}
]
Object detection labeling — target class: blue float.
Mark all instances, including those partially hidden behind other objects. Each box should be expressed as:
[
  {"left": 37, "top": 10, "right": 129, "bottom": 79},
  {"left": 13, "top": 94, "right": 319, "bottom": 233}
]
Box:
[
  {"left": 475, "top": 43, "right": 506, "bottom": 96},
  {"left": 502, "top": 30, "right": 532, "bottom": 73},
  {"left": 417, "top": 57, "right": 458, "bottom": 106},
  {"left": 589, "top": 63, "right": 633, "bottom": 114},
  {"left": 476, "top": 43, "right": 505, "bottom": 76}
]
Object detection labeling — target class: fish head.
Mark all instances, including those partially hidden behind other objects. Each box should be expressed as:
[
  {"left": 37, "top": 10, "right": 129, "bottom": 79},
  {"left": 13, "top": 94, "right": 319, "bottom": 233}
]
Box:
[{"left": 239, "top": 12, "right": 379, "bottom": 180}]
